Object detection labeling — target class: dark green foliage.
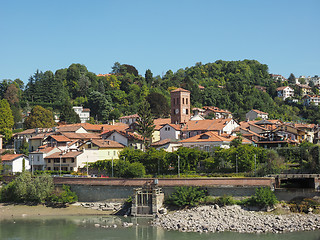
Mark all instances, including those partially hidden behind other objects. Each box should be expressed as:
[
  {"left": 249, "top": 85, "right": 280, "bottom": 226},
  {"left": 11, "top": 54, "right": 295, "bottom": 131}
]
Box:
[
  {"left": 48, "top": 185, "right": 78, "bottom": 204},
  {"left": 89, "top": 158, "right": 145, "bottom": 178},
  {"left": 87, "top": 91, "right": 111, "bottom": 122},
  {"left": 0, "top": 172, "right": 54, "bottom": 203},
  {"left": 59, "top": 100, "right": 80, "bottom": 123},
  {"left": 165, "top": 186, "right": 207, "bottom": 208},
  {"left": 136, "top": 99, "right": 155, "bottom": 148},
  {"left": 0, "top": 172, "right": 78, "bottom": 205},
  {"left": 251, "top": 187, "right": 278, "bottom": 207},
  {"left": 146, "top": 92, "right": 170, "bottom": 118}
]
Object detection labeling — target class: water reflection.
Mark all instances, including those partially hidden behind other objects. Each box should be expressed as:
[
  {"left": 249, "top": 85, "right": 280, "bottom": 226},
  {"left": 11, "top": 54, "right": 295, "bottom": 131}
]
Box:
[{"left": 1, "top": 216, "right": 320, "bottom": 240}]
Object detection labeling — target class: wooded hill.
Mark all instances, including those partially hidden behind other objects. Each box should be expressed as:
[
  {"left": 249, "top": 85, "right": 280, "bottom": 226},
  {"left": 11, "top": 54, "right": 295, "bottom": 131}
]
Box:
[{"left": 1, "top": 60, "right": 320, "bottom": 130}]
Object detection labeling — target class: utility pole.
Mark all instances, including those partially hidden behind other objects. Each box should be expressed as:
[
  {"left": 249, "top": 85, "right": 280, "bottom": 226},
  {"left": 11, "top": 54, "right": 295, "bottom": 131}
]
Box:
[
  {"left": 254, "top": 154, "right": 257, "bottom": 176},
  {"left": 112, "top": 157, "right": 114, "bottom": 177},
  {"left": 178, "top": 155, "right": 180, "bottom": 177},
  {"left": 236, "top": 154, "right": 238, "bottom": 174}
]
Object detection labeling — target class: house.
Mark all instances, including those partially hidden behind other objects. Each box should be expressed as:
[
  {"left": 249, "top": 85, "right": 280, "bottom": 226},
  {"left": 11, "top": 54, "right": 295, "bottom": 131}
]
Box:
[
  {"left": 160, "top": 118, "right": 239, "bottom": 140},
  {"left": 296, "top": 84, "right": 312, "bottom": 96},
  {"left": 202, "top": 106, "right": 232, "bottom": 119},
  {"left": 44, "top": 151, "right": 83, "bottom": 172},
  {"left": 246, "top": 109, "right": 268, "bottom": 121},
  {"left": 276, "top": 86, "right": 294, "bottom": 100},
  {"left": 179, "top": 131, "right": 252, "bottom": 151},
  {"left": 101, "top": 130, "right": 145, "bottom": 150},
  {"left": 29, "top": 146, "right": 60, "bottom": 171},
  {"left": 1, "top": 154, "right": 30, "bottom": 173},
  {"left": 79, "top": 139, "right": 125, "bottom": 161},
  {"left": 150, "top": 139, "right": 182, "bottom": 152},
  {"left": 72, "top": 106, "right": 90, "bottom": 123},
  {"left": 303, "top": 95, "right": 320, "bottom": 106},
  {"left": 119, "top": 114, "right": 139, "bottom": 125},
  {"left": 254, "top": 86, "right": 267, "bottom": 92},
  {"left": 152, "top": 118, "right": 171, "bottom": 143},
  {"left": 270, "top": 74, "right": 287, "bottom": 82}
]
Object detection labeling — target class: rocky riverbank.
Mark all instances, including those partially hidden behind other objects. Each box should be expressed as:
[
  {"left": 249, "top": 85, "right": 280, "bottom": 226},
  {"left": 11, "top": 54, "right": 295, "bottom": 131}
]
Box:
[{"left": 152, "top": 205, "right": 320, "bottom": 234}]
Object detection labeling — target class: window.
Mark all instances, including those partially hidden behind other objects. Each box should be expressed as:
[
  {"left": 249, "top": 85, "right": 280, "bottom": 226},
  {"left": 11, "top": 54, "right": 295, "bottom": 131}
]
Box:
[
  {"left": 63, "top": 159, "right": 66, "bottom": 163},
  {"left": 113, "top": 136, "right": 116, "bottom": 141},
  {"left": 186, "top": 98, "right": 188, "bottom": 104},
  {"left": 173, "top": 98, "right": 175, "bottom": 105},
  {"left": 71, "top": 159, "right": 75, "bottom": 163},
  {"left": 186, "top": 109, "right": 189, "bottom": 115},
  {"left": 48, "top": 159, "right": 51, "bottom": 163},
  {"left": 182, "top": 98, "right": 185, "bottom": 104},
  {"left": 47, "top": 167, "right": 51, "bottom": 170}
]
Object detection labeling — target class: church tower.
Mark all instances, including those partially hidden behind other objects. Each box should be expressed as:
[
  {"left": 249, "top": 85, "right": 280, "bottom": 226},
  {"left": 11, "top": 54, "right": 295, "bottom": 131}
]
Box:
[{"left": 170, "top": 88, "right": 191, "bottom": 124}]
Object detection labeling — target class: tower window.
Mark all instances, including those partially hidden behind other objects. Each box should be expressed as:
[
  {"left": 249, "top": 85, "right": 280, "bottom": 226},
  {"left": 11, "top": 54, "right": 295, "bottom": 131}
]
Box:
[
  {"left": 173, "top": 98, "right": 175, "bottom": 105},
  {"left": 183, "top": 98, "right": 185, "bottom": 104},
  {"left": 186, "top": 98, "right": 188, "bottom": 104},
  {"left": 186, "top": 109, "right": 189, "bottom": 115}
]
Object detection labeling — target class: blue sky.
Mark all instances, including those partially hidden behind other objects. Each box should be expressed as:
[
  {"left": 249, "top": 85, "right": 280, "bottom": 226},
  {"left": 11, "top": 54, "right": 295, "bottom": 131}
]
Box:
[{"left": 1, "top": 0, "right": 319, "bottom": 84}]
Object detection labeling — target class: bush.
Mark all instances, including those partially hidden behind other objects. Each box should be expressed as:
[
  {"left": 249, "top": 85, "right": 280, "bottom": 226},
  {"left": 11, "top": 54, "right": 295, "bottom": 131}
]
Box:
[
  {"left": 165, "top": 186, "right": 207, "bottom": 208},
  {"left": 0, "top": 172, "right": 54, "bottom": 203},
  {"left": 214, "top": 195, "right": 237, "bottom": 206},
  {"left": 48, "top": 185, "right": 78, "bottom": 204},
  {"left": 251, "top": 187, "right": 278, "bottom": 207}
]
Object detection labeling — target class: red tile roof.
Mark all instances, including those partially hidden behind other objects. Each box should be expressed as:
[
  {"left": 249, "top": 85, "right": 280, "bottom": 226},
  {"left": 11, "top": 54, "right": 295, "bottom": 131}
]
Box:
[
  {"left": 50, "top": 135, "right": 71, "bottom": 142},
  {"left": 1, "top": 154, "right": 25, "bottom": 161},
  {"left": 45, "top": 151, "right": 82, "bottom": 159},
  {"left": 91, "top": 139, "right": 125, "bottom": 148},
  {"left": 154, "top": 118, "right": 171, "bottom": 130},
  {"left": 119, "top": 114, "right": 139, "bottom": 119},
  {"left": 179, "top": 131, "right": 252, "bottom": 144}
]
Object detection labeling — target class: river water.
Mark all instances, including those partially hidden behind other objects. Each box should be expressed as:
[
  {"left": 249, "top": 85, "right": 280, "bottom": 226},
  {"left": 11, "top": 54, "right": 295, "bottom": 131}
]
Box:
[{"left": 1, "top": 215, "right": 320, "bottom": 240}]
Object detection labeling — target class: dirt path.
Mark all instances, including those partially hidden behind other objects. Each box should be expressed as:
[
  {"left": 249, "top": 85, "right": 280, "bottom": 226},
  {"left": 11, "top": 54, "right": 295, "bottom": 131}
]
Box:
[{"left": 0, "top": 203, "right": 112, "bottom": 219}]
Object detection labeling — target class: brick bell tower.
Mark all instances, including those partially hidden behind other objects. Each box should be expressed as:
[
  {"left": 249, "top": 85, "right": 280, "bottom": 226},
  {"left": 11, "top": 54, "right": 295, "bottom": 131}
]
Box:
[{"left": 170, "top": 88, "right": 191, "bottom": 124}]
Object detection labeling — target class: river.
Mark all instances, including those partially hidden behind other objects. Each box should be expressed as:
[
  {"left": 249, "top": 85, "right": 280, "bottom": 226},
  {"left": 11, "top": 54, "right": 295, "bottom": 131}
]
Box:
[{"left": 1, "top": 216, "right": 320, "bottom": 240}]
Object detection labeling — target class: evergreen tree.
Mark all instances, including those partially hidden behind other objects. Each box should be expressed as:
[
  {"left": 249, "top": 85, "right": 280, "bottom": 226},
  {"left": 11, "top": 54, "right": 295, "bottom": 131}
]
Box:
[
  {"left": 136, "top": 99, "right": 155, "bottom": 149},
  {"left": 59, "top": 101, "right": 80, "bottom": 124},
  {"left": 288, "top": 73, "right": 296, "bottom": 84},
  {"left": 0, "top": 99, "right": 14, "bottom": 145}
]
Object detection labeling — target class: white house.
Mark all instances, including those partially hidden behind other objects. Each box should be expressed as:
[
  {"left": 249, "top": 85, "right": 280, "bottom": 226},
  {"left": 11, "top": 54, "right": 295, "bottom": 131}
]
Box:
[
  {"left": 119, "top": 114, "right": 139, "bottom": 125},
  {"left": 150, "top": 139, "right": 182, "bottom": 152},
  {"left": 246, "top": 109, "right": 269, "bottom": 121},
  {"left": 276, "top": 86, "right": 294, "bottom": 100},
  {"left": 1, "top": 154, "right": 30, "bottom": 173},
  {"left": 29, "top": 146, "right": 60, "bottom": 171},
  {"left": 101, "top": 130, "right": 145, "bottom": 150},
  {"left": 303, "top": 95, "right": 320, "bottom": 106},
  {"left": 179, "top": 131, "right": 252, "bottom": 151},
  {"left": 159, "top": 124, "right": 181, "bottom": 140},
  {"left": 73, "top": 106, "right": 90, "bottom": 123}
]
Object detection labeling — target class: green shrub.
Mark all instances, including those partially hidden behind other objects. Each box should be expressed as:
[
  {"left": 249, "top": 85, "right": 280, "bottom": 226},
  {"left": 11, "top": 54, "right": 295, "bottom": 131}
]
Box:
[
  {"left": 0, "top": 172, "right": 54, "bottom": 203},
  {"left": 48, "top": 185, "right": 78, "bottom": 204},
  {"left": 251, "top": 187, "right": 278, "bottom": 207},
  {"left": 214, "top": 195, "right": 237, "bottom": 206},
  {"left": 165, "top": 186, "right": 207, "bottom": 208}
]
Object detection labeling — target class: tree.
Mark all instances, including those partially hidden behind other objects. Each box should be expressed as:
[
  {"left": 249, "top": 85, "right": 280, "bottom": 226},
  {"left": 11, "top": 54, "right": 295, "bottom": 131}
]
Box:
[
  {"left": 136, "top": 99, "right": 155, "bottom": 149},
  {"left": 146, "top": 92, "right": 170, "bottom": 118},
  {"left": 87, "top": 91, "right": 111, "bottom": 122},
  {"left": 4, "top": 83, "right": 19, "bottom": 105},
  {"left": 288, "top": 73, "right": 296, "bottom": 84},
  {"left": 59, "top": 101, "right": 80, "bottom": 124},
  {"left": 0, "top": 99, "right": 14, "bottom": 144},
  {"left": 145, "top": 69, "right": 153, "bottom": 85},
  {"left": 24, "top": 105, "right": 55, "bottom": 129}
]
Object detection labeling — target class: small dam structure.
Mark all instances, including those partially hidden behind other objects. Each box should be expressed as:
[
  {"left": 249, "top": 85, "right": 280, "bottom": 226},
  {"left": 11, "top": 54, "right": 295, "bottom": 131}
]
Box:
[{"left": 131, "top": 180, "right": 164, "bottom": 216}]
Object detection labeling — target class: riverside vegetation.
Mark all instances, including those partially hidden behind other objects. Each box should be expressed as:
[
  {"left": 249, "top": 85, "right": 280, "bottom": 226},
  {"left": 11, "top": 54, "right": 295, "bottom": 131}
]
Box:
[{"left": 0, "top": 172, "right": 78, "bottom": 205}]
